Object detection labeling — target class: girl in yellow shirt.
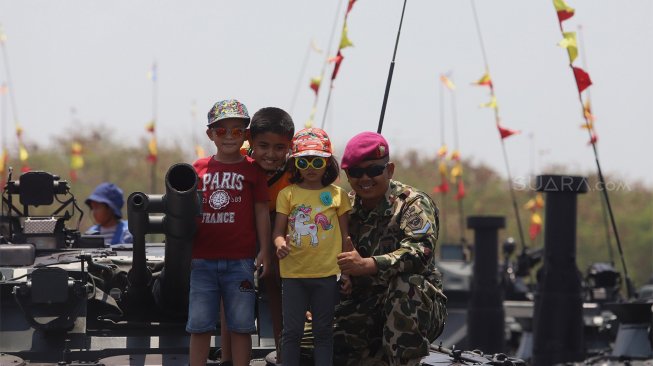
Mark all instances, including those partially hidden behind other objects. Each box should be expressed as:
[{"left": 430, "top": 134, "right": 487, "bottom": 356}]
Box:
[{"left": 272, "top": 127, "right": 351, "bottom": 366}]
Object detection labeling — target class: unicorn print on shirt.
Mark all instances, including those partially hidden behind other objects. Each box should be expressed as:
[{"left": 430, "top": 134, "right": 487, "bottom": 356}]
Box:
[{"left": 288, "top": 204, "right": 332, "bottom": 247}]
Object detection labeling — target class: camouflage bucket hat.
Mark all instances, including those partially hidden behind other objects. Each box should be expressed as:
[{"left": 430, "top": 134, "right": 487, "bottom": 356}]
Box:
[{"left": 207, "top": 99, "right": 250, "bottom": 127}]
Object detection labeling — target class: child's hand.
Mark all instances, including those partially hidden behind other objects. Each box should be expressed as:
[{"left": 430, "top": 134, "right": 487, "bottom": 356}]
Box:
[
  {"left": 256, "top": 252, "right": 270, "bottom": 279},
  {"left": 276, "top": 235, "right": 291, "bottom": 259},
  {"left": 339, "top": 274, "right": 352, "bottom": 296}
]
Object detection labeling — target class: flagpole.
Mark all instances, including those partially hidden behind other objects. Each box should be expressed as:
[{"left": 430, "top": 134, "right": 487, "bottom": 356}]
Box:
[
  {"left": 1, "top": 82, "right": 7, "bottom": 184},
  {"left": 290, "top": 41, "right": 313, "bottom": 115},
  {"left": 377, "top": 0, "right": 408, "bottom": 134},
  {"left": 449, "top": 80, "right": 467, "bottom": 244},
  {"left": 307, "top": 0, "right": 343, "bottom": 127},
  {"left": 150, "top": 61, "right": 158, "bottom": 193},
  {"left": 0, "top": 27, "right": 28, "bottom": 172},
  {"left": 470, "top": 0, "right": 527, "bottom": 249},
  {"left": 577, "top": 25, "right": 614, "bottom": 265},
  {"left": 437, "top": 79, "right": 448, "bottom": 243},
  {"left": 557, "top": 23, "right": 633, "bottom": 298}
]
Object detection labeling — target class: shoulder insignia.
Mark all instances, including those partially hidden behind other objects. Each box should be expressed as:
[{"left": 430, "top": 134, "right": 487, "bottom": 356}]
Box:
[
  {"left": 412, "top": 221, "right": 431, "bottom": 235},
  {"left": 407, "top": 214, "right": 424, "bottom": 231}
]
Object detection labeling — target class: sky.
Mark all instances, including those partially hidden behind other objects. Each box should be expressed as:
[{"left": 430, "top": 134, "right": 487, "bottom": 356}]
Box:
[{"left": 1, "top": 0, "right": 652, "bottom": 187}]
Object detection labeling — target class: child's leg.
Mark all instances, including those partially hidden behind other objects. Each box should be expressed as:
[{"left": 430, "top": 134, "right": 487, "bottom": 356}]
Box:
[
  {"left": 265, "top": 256, "right": 283, "bottom": 361},
  {"left": 219, "top": 301, "right": 232, "bottom": 362},
  {"left": 230, "top": 331, "right": 253, "bottom": 366},
  {"left": 222, "top": 259, "right": 257, "bottom": 366},
  {"left": 309, "top": 276, "right": 338, "bottom": 366},
  {"left": 281, "top": 278, "right": 310, "bottom": 366},
  {"left": 186, "top": 259, "right": 221, "bottom": 366},
  {"left": 190, "top": 332, "right": 212, "bottom": 366}
]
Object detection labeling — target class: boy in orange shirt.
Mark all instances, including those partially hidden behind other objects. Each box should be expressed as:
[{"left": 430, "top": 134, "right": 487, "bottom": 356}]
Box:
[{"left": 219, "top": 107, "right": 294, "bottom": 366}]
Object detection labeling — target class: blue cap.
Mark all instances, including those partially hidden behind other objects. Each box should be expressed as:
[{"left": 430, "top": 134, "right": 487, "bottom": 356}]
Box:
[{"left": 85, "top": 183, "right": 124, "bottom": 218}]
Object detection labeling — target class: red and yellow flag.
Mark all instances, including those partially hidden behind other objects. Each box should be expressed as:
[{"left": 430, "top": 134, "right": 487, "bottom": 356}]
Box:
[
  {"left": 310, "top": 76, "right": 322, "bottom": 95},
  {"left": 558, "top": 31, "right": 578, "bottom": 63},
  {"left": 553, "top": 0, "right": 575, "bottom": 23},
  {"left": 498, "top": 125, "right": 520, "bottom": 139},
  {"left": 473, "top": 72, "right": 493, "bottom": 88},
  {"left": 572, "top": 66, "right": 592, "bottom": 93},
  {"left": 440, "top": 74, "right": 456, "bottom": 90}
]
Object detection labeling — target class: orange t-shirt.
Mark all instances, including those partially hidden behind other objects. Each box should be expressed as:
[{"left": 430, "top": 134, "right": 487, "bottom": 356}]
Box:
[{"left": 268, "top": 170, "right": 292, "bottom": 212}]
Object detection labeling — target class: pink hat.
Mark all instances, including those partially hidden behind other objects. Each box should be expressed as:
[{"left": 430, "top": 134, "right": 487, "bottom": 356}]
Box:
[{"left": 341, "top": 132, "right": 389, "bottom": 169}]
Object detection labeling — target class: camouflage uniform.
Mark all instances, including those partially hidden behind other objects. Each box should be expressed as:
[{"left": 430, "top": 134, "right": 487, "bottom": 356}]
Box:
[{"left": 333, "top": 180, "right": 447, "bottom": 366}]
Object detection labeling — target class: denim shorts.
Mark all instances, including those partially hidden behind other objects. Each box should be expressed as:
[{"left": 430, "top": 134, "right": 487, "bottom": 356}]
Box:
[{"left": 186, "top": 258, "right": 257, "bottom": 334}]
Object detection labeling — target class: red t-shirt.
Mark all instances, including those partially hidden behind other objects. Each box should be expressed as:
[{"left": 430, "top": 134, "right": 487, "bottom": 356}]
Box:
[{"left": 192, "top": 156, "right": 269, "bottom": 259}]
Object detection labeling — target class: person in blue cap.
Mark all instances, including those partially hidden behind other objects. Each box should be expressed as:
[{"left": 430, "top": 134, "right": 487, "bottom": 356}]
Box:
[{"left": 85, "top": 182, "right": 133, "bottom": 246}]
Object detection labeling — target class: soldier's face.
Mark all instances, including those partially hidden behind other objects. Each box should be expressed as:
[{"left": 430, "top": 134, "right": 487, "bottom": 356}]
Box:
[{"left": 345, "top": 158, "right": 394, "bottom": 209}]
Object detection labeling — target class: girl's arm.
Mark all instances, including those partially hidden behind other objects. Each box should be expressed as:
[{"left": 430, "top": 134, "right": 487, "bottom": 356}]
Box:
[{"left": 272, "top": 212, "right": 290, "bottom": 259}]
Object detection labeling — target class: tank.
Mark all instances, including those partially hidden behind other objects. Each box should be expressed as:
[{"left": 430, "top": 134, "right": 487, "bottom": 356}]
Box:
[{"left": 0, "top": 163, "right": 282, "bottom": 364}]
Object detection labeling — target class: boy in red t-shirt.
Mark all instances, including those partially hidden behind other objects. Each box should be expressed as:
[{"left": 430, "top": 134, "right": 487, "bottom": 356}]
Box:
[{"left": 186, "top": 99, "right": 270, "bottom": 366}]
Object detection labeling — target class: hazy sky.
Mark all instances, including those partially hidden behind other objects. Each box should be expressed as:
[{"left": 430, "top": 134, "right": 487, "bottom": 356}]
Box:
[{"left": 1, "top": 0, "right": 652, "bottom": 187}]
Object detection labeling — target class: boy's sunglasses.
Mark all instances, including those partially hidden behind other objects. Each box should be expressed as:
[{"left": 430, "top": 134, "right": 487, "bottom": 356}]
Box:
[
  {"left": 213, "top": 127, "right": 246, "bottom": 138},
  {"left": 295, "top": 157, "right": 327, "bottom": 170},
  {"left": 346, "top": 163, "right": 388, "bottom": 178}
]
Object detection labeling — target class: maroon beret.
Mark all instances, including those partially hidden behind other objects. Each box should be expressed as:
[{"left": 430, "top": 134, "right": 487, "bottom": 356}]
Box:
[{"left": 341, "top": 131, "right": 390, "bottom": 169}]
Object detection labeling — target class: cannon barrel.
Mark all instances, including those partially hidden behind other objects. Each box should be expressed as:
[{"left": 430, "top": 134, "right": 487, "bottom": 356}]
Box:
[{"left": 127, "top": 163, "right": 199, "bottom": 314}]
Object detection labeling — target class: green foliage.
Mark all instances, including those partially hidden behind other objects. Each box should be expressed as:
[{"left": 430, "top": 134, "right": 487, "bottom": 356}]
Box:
[
  {"left": 3, "top": 129, "right": 651, "bottom": 290},
  {"left": 389, "top": 152, "right": 652, "bottom": 290}
]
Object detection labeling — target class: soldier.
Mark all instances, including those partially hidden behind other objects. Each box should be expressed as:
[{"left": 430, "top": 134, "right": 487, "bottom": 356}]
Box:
[{"left": 334, "top": 131, "right": 448, "bottom": 366}]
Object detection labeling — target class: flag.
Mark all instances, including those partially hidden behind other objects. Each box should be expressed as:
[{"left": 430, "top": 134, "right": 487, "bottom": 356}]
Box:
[
  {"left": 438, "top": 161, "right": 448, "bottom": 176},
  {"left": 553, "top": 0, "right": 575, "bottom": 23},
  {"left": 310, "top": 76, "right": 322, "bottom": 95},
  {"left": 573, "top": 66, "right": 592, "bottom": 93},
  {"left": 437, "top": 144, "right": 448, "bottom": 158},
  {"left": 473, "top": 72, "right": 493, "bottom": 88},
  {"left": 147, "top": 62, "right": 157, "bottom": 81},
  {"left": 529, "top": 212, "right": 543, "bottom": 240},
  {"left": 0, "top": 25, "right": 6, "bottom": 44},
  {"left": 450, "top": 163, "right": 462, "bottom": 180},
  {"left": 440, "top": 74, "right": 456, "bottom": 90},
  {"left": 147, "top": 137, "right": 158, "bottom": 162},
  {"left": 588, "top": 132, "right": 598, "bottom": 145},
  {"left": 330, "top": 51, "right": 344, "bottom": 80},
  {"left": 0, "top": 148, "right": 7, "bottom": 173},
  {"left": 70, "top": 142, "right": 84, "bottom": 170},
  {"left": 480, "top": 96, "right": 497, "bottom": 109},
  {"left": 558, "top": 31, "right": 578, "bottom": 63},
  {"left": 455, "top": 179, "right": 466, "bottom": 200},
  {"left": 146, "top": 120, "right": 155, "bottom": 133},
  {"left": 450, "top": 150, "right": 461, "bottom": 161},
  {"left": 498, "top": 125, "right": 520, "bottom": 139},
  {"left": 310, "top": 39, "right": 323, "bottom": 54},
  {"left": 524, "top": 193, "right": 544, "bottom": 211},
  {"left": 433, "top": 180, "right": 449, "bottom": 194},
  {"left": 19, "top": 145, "right": 29, "bottom": 161},
  {"left": 195, "top": 145, "right": 205, "bottom": 159},
  {"left": 339, "top": 23, "right": 353, "bottom": 49},
  {"left": 583, "top": 99, "right": 595, "bottom": 122},
  {"left": 346, "top": 0, "right": 357, "bottom": 15}
]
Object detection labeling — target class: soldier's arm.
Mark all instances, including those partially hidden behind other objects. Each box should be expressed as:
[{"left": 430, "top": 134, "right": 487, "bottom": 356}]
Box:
[{"left": 371, "top": 194, "right": 438, "bottom": 282}]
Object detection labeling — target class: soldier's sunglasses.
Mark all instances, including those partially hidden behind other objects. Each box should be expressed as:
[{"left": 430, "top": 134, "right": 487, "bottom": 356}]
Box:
[
  {"left": 295, "top": 157, "right": 327, "bottom": 170},
  {"left": 213, "top": 127, "right": 246, "bottom": 138},
  {"left": 346, "top": 163, "right": 388, "bottom": 178}
]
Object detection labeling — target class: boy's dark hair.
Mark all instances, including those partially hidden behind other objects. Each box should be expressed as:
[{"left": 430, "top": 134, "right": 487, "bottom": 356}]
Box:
[
  {"left": 289, "top": 156, "right": 340, "bottom": 187},
  {"left": 249, "top": 107, "right": 295, "bottom": 141}
]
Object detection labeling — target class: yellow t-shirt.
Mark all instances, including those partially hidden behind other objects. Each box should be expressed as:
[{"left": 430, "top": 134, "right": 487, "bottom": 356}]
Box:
[{"left": 276, "top": 184, "right": 352, "bottom": 278}]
